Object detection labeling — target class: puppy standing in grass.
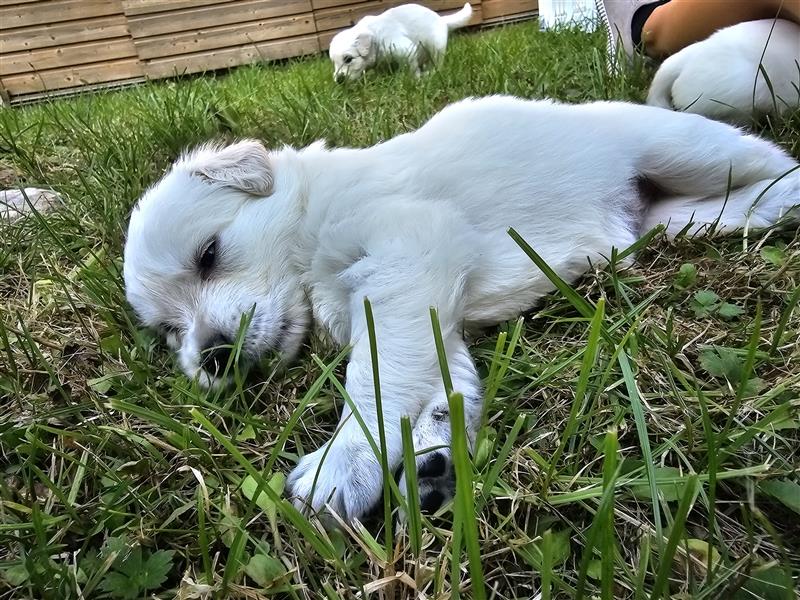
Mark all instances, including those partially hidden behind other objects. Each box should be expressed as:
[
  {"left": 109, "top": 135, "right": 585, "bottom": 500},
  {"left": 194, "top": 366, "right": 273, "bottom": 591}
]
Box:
[
  {"left": 124, "top": 96, "right": 799, "bottom": 524},
  {"left": 328, "top": 2, "right": 473, "bottom": 82}
]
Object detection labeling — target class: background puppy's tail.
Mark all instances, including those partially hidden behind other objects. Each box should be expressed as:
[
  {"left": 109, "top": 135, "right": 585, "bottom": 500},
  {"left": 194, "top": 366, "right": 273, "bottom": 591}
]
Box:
[
  {"left": 646, "top": 52, "right": 687, "bottom": 109},
  {"left": 442, "top": 2, "right": 473, "bottom": 30},
  {"left": 638, "top": 114, "right": 800, "bottom": 237}
]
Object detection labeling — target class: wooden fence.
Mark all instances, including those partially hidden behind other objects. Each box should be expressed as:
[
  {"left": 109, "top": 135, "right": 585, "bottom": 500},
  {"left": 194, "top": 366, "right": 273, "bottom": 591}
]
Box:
[{"left": 0, "top": 0, "right": 537, "bottom": 104}]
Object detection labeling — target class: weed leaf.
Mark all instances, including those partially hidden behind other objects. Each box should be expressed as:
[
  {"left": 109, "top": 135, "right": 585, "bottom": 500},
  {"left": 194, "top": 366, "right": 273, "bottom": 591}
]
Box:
[{"left": 759, "top": 479, "right": 800, "bottom": 514}]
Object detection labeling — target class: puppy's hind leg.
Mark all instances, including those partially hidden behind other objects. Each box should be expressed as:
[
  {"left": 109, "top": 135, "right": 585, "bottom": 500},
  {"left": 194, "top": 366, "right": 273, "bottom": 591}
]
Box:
[
  {"left": 415, "top": 37, "right": 447, "bottom": 76},
  {"left": 389, "top": 37, "right": 424, "bottom": 77},
  {"left": 398, "top": 336, "right": 482, "bottom": 513},
  {"left": 426, "top": 29, "right": 449, "bottom": 70},
  {"left": 409, "top": 46, "right": 425, "bottom": 78},
  {"left": 638, "top": 109, "right": 799, "bottom": 236},
  {"left": 639, "top": 111, "right": 797, "bottom": 195}
]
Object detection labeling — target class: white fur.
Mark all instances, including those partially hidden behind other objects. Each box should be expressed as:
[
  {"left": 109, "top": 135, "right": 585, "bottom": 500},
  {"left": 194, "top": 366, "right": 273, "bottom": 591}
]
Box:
[
  {"left": 647, "top": 19, "right": 800, "bottom": 124},
  {"left": 124, "top": 96, "right": 799, "bottom": 523},
  {"left": 328, "top": 2, "right": 472, "bottom": 81}
]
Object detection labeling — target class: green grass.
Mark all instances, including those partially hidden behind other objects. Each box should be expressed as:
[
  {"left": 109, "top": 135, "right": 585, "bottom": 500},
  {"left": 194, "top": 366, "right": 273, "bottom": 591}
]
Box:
[{"left": 1, "top": 21, "right": 799, "bottom": 599}]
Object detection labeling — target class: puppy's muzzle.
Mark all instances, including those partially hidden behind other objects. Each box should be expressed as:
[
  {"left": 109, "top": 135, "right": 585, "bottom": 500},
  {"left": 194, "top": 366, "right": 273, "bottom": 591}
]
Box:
[
  {"left": 334, "top": 72, "right": 346, "bottom": 84},
  {"left": 200, "top": 334, "right": 235, "bottom": 375}
]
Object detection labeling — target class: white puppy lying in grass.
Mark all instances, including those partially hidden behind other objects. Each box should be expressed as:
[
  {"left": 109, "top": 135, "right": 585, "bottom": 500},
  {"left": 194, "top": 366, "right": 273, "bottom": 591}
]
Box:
[
  {"left": 124, "top": 96, "right": 799, "bottom": 524},
  {"left": 647, "top": 19, "right": 800, "bottom": 124},
  {"left": 328, "top": 2, "right": 473, "bottom": 82}
]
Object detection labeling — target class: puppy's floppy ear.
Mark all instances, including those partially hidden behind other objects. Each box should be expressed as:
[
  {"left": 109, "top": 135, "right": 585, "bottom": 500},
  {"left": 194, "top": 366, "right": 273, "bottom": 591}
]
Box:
[
  {"left": 355, "top": 32, "right": 373, "bottom": 57},
  {"left": 185, "top": 139, "right": 273, "bottom": 196}
]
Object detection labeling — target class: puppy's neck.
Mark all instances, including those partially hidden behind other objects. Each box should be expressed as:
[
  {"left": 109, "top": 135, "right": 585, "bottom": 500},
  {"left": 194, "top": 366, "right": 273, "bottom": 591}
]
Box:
[
  {"left": 266, "top": 141, "right": 369, "bottom": 270},
  {"left": 270, "top": 139, "right": 398, "bottom": 275},
  {"left": 269, "top": 146, "right": 313, "bottom": 211},
  {"left": 279, "top": 140, "right": 382, "bottom": 213}
]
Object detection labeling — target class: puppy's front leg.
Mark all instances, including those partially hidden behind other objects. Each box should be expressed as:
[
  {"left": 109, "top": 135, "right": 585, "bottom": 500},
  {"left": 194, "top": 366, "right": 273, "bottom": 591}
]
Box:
[
  {"left": 286, "top": 307, "right": 434, "bottom": 521},
  {"left": 287, "top": 253, "right": 480, "bottom": 523}
]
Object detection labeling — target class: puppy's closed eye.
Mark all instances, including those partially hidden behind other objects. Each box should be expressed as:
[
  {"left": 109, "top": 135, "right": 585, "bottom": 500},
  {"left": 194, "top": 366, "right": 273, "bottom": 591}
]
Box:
[
  {"left": 198, "top": 237, "right": 218, "bottom": 279},
  {"left": 160, "top": 322, "right": 180, "bottom": 334},
  {"left": 159, "top": 323, "right": 183, "bottom": 351}
]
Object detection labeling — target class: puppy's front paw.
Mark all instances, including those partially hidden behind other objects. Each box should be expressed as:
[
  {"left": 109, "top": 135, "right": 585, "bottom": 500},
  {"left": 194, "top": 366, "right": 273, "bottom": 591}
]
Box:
[{"left": 286, "top": 441, "right": 384, "bottom": 523}]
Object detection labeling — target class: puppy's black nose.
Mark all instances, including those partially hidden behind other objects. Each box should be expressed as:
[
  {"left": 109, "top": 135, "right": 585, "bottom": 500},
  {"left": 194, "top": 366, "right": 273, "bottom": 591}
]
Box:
[
  {"left": 335, "top": 73, "right": 345, "bottom": 83},
  {"left": 200, "top": 335, "right": 234, "bottom": 375}
]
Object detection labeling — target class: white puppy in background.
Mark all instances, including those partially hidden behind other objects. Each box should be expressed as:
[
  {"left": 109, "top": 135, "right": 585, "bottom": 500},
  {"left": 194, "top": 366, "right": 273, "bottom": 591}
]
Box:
[
  {"left": 647, "top": 19, "right": 800, "bottom": 124},
  {"left": 124, "top": 96, "right": 799, "bottom": 524},
  {"left": 328, "top": 2, "right": 473, "bottom": 82}
]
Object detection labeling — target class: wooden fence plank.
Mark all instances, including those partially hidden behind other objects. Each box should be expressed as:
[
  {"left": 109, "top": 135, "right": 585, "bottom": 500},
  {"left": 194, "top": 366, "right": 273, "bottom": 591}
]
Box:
[
  {"left": 125, "top": 0, "right": 312, "bottom": 38},
  {"left": 315, "top": 1, "right": 397, "bottom": 32},
  {"left": 0, "top": 0, "right": 122, "bottom": 30},
  {"left": 1, "top": 57, "right": 143, "bottom": 94},
  {"left": 122, "top": 0, "right": 236, "bottom": 16},
  {"left": 316, "top": 4, "right": 482, "bottom": 49},
  {"left": 1, "top": 38, "right": 136, "bottom": 75},
  {"left": 133, "top": 13, "right": 315, "bottom": 59},
  {"left": 431, "top": 1, "right": 482, "bottom": 22},
  {"left": 312, "top": 0, "right": 477, "bottom": 9},
  {"left": 0, "top": 0, "right": 41, "bottom": 6},
  {"left": 0, "top": 16, "right": 131, "bottom": 53},
  {"left": 314, "top": 1, "right": 479, "bottom": 33},
  {"left": 311, "top": 0, "right": 361, "bottom": 8},
  {"left": 482, "top": 0, "right": 536, "bottom": 20},
  {"left": 142, "top": 34, "right": 319, "bottom": 78},
  {"left": 427, "top": 1, "right": 481, "bottom": 10}
]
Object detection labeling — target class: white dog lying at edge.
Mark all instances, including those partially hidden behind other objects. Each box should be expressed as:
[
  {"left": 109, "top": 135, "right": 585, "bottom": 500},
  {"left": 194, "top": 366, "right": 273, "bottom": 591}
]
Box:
[
  {"left": 124, "top": 96, "right": 799, "bottom": 524},
  {"left": 328, "top": 2, "right": 473, "bottom": 82},
  {"left": 647, "top": 19, "right": 800, "bottom": 124}
]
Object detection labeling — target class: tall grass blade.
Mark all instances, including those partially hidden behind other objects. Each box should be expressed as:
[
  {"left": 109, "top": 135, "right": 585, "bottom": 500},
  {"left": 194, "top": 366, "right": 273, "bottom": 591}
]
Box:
[
  {"left": 720, "top": 302, "right": 762, "bottom": 444},
  {"left": 401, "top": 416, "right": 423, "bottom": 557},
  {"left": 574, "top": 429, "right": 620, "bottom": 599},
  {"left": 770, "top": 285, "right": 800, "bottom": 354},
  {"left": 541, "top": 529, "right": 553, "bottom": 600},
  {"left": 364, "top": 297, "right": 394, "bottom": 565},
  {"left": 651, "top": 476, "right": 700, "bottom": 600},
  {"left": 430, "top": 306, "right": 453, "bottom": 394},
  {"left": 600, "top": 429, "right": 619, "bottom": 600},
  {"left": 508, "top": 227, "right": 594, "bottom": 318},
  {"left": 449, "top": 392, "right": 486, "bottom": 600},
  {"left": 618, "top": 349, "right": 664, "bottom": 549},
  {"left": 544, "top": 298, "right": 605, "bottom": 493}
]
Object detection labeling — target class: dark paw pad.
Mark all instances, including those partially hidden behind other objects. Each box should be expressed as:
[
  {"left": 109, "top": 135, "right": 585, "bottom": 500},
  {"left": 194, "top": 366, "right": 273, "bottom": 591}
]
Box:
[
  {"left": 420, "top": 489, "right": 445, "bottom": 513},
  {"left": 415, "top": 451, "right": 455, "bottom": 514},
  {"left": 398, "top": 450, "right": 455, "bottom": 517},
  {"left": 418, "top": 452, "right": 447, "bottom": 478}
]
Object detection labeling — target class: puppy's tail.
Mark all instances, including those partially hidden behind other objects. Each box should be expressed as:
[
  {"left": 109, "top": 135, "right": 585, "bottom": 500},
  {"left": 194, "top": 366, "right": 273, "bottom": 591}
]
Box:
[
  {"left": 646, "top": 52, "right": 687, "bottom": 109},
  {"left": 442, "top": 2, "right": 473, "bottom": 30},
  {"left": 638, "top": 112, "right": 800, "bottom": 237}
]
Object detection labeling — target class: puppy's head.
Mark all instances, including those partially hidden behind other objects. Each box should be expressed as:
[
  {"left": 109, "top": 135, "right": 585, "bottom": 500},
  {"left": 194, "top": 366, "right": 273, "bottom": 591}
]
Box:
[
  {"left": 123, "top": 140, "right": 310, "bottom": 388},
  {"left": 329, "top": 30, "right": 375, "bottom": 82}
]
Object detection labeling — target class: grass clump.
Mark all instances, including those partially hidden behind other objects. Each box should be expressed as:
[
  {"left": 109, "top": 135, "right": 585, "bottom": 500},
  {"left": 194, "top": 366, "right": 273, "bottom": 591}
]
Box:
[{"left": 1, "top": 22, "right": 799, "bottom": 599}]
